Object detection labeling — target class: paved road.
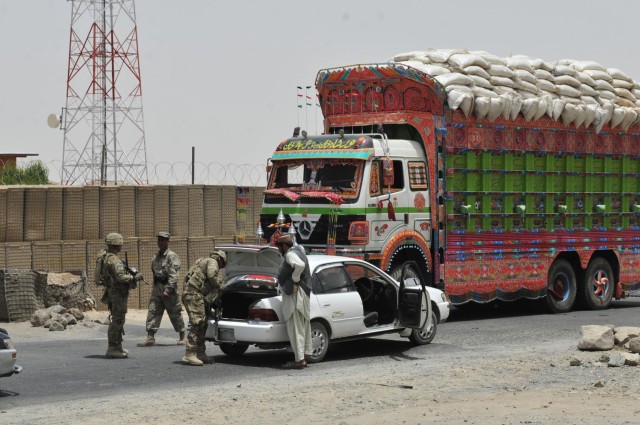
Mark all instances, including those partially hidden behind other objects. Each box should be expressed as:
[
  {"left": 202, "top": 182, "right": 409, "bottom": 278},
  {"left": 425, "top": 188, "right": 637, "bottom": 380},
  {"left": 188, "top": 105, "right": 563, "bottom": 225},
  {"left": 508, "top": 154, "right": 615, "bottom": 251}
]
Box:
[{"left": 1, "top": 298, "right": 639, "bottom": 410}]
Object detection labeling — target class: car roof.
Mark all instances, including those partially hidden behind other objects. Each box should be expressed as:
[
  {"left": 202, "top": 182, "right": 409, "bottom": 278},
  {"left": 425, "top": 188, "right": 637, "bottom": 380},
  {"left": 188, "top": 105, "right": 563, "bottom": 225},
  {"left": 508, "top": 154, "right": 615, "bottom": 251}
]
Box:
[{"left": 307, "top": 254, "right": 358, "bottom": 269}]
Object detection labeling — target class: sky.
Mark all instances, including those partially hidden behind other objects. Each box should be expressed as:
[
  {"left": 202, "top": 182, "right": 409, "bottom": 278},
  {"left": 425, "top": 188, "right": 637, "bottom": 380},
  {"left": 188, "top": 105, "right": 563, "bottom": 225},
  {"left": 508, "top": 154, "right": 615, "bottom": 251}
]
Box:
[{"left": 1, "top": 0, "right": 640, "bottom": 184}]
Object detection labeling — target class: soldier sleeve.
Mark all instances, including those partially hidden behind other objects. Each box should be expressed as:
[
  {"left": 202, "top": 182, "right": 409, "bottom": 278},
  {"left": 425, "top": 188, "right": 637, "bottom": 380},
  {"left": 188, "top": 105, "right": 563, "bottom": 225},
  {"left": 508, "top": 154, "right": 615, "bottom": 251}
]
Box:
[
  {"left": 166, "top": 251, "right": 180, "bottom": 291},
  {"left": 205, "top": 258, "right": 221, "bottom": 288},
  {"left": 111, "top": 256, "right": 135, "bottom": 284}
]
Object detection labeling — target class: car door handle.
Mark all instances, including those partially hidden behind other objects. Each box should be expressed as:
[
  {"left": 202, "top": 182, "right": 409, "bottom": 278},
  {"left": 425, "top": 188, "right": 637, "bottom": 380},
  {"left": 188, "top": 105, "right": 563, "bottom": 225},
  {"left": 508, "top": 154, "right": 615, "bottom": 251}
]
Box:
[{"left": 323, "top": 303, "right": 331, "bottom": 307}]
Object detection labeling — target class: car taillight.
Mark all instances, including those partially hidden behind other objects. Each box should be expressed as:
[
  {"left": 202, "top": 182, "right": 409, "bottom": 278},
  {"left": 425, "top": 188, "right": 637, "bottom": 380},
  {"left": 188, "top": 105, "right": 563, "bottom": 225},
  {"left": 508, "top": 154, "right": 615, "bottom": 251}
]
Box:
[
  {"left": 348, "top": 221, "right": 369, "bottom": 245},
  {"left": 248, "top": 308, "right": 279, "bottom": 322}
]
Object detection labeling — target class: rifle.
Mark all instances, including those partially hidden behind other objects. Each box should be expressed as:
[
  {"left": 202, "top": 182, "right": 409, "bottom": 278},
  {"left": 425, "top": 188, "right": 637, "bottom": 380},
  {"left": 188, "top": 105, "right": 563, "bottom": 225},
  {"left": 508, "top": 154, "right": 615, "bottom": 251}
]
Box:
[{"left": 124, "top": 251, "right": 148, "bottom": 287}]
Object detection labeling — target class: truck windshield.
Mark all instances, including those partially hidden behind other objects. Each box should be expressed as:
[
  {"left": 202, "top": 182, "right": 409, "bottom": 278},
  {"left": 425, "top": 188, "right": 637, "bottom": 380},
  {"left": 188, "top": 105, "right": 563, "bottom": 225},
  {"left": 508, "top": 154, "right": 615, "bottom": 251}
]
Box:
[{"left": 265, "top": 160, "right": 364, "bottom": 203}]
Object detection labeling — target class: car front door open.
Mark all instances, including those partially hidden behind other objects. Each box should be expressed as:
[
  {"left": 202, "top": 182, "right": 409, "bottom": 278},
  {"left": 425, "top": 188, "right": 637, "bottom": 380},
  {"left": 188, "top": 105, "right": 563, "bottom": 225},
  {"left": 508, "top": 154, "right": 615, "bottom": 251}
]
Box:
[{"left": 397, "top": 270, "right": 431, "bottom": 330}]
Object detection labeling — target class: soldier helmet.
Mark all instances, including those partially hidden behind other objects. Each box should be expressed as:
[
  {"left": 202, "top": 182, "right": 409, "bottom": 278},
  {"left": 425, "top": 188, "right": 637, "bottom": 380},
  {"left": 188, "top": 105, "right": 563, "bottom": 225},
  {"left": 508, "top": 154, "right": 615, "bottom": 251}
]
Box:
[
  {"left": 157, "top": 231, "right": 170, "bottom": 240},
  {"left": 276, "top": 234, "right": 294, "bottom": 247},
  {"left": 210, "top": 249, "right": 227, "bottom": 267},
  {"left": 105, "top": 232, "right": 124, "bottom": 246}
]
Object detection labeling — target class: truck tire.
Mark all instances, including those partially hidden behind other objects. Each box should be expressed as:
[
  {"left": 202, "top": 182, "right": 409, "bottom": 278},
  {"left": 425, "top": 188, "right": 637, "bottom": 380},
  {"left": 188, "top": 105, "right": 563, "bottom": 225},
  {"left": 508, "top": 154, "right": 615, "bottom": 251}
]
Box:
[
  {"left": 308, "top": 321, "right": 329, "bottom": 364},
  {"left": 219, "top": 343, "right": 249, "bottom": 357},
  {"left": 408, "top": 308, "right": 438, "bottom": 345},
  {"left": 389, "top": 263, "right": 422, "bottom": 283},
  {"left": 545, "top": 259, "right": 577, "bottom": 314},
  {"left": 580, "top": 257, "right": 614, "bottom": 310}
]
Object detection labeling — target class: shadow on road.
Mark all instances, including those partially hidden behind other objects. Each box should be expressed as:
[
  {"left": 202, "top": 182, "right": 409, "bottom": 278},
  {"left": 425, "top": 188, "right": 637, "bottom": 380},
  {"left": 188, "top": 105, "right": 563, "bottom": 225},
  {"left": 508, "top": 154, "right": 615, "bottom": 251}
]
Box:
[
  {"left": 207, "top": 336, "right": 450, "bottom": 370},
  {"left": 0, "top": 389, "right": 19, "bottom": 397},
  {"left": 447, "top": 298, "right": 640, "bottom": 323}
]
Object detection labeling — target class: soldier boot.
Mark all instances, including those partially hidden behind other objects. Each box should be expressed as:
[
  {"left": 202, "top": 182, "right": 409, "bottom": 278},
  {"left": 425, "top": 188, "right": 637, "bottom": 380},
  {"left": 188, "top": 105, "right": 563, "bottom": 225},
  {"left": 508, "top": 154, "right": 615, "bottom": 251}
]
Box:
[
  {"left": 177, "top": 331, "right": 186, "bottom": 345},
  {"left": 182, "top": 349, "right": 204, "bottom": 366},
  {"left": 106, "top": 344, "right": 127, "bottom": 359},
  {"left": 137, "top": 332, "right": 156, "bottom": 347},
  {"left": 196, "top": 351, "right": 210, "bottom": 364},
  {"left": 116, "top": 343, "right": 129, "bottom": 355}
]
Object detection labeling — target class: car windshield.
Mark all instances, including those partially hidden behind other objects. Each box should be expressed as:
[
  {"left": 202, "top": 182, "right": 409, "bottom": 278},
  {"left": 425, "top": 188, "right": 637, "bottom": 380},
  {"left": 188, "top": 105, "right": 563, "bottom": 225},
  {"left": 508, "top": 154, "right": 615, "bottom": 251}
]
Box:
[{"left": 265, "top": 160, "right": 364, "bottom": 202}]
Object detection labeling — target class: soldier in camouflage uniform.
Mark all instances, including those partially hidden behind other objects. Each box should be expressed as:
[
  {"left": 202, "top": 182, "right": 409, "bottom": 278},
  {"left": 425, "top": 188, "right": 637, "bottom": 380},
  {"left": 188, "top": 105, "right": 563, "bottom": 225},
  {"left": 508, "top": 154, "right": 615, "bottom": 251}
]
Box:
[
  {"left": 181, "top": 249, "right": 227, "bottom": 366},
  {"left": 137, "top": 232, "right": 186, "bottom": 347},
  {"left": 97, "top": 233, "right": 144, "bottom": 359}
]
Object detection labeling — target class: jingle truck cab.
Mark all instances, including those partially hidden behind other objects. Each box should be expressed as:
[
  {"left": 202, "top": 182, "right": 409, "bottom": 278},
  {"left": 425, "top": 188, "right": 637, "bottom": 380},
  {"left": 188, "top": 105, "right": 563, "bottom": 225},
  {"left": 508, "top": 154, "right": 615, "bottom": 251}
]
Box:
[
  {"left": 260, "top": 54, "right": 640, "bottom": 312},
  {"left": 262, "top": 131, "right": 433, "bottom": 285}
]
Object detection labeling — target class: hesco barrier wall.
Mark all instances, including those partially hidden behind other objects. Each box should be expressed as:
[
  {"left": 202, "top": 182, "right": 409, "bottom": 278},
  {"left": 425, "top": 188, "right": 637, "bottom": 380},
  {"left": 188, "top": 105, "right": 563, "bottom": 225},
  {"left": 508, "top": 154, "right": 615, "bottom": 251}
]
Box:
[
  {"left": 0, "top": 184, "right": 265, "bottom": 312},
  {"left": 0, "top": 269, "right": 39, "bottom": 321},
  {"left": 0, "top": 184, "right": 264, "bottom": 242},
  {"left": 0, "top": 236, "right": 241, "bottom": 312}
]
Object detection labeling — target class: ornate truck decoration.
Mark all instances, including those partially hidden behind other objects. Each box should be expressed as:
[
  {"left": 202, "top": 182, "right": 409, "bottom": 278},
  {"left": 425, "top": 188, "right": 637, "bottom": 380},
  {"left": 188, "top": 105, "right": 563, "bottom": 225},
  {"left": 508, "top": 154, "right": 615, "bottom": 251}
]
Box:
[{"left": 260, "top": 52, "right": 640, "bottom": 313}]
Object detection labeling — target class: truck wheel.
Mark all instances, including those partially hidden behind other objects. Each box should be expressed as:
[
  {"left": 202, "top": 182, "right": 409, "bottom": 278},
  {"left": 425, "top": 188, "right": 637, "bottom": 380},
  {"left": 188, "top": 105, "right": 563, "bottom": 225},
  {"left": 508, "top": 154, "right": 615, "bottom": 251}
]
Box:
[
  {"left": 307, "top": 321, "right": 329, "bottom": 363},
  {"left": 580, "top": 258, "right": 614, "bottom": 310},
  {"left": 545, "top": 259, "right": 577, "bottom": 314},
  {"left": 408, "top": 308, "right": 438, "bottom": 345},
  {"left": 389, "top": 263, "right": 422, "bottom": 283},
  {"left": 219, "top": 343, "right": 249, "bottom": 357}
]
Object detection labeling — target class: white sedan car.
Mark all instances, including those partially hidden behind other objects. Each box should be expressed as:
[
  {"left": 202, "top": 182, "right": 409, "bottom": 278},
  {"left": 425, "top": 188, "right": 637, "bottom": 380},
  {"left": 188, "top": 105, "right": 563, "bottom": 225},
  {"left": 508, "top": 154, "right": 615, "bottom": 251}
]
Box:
[
  {"left": 205, "top": 245, "right": 451, "bottom": 363},
  {"left": 0, "top": 327, "right": 22, "bottom": 378}
]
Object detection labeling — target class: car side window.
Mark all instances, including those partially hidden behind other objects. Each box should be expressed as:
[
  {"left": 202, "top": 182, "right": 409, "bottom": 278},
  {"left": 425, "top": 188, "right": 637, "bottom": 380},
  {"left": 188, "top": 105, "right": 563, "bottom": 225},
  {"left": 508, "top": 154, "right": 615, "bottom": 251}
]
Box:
[
  {"left": 313, "top": 266, "right": 355, "bottom": 294},
  {"left": 343, "top": 263, "right": 382, "bottom": 282}
]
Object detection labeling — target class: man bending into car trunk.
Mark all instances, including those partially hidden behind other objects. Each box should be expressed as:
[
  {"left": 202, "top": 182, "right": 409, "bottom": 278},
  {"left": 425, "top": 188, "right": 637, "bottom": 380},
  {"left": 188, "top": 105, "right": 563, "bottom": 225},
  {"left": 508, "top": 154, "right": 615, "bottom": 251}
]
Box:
[{"left": 276, "top": 235, "right": 312, "bottom": 369}]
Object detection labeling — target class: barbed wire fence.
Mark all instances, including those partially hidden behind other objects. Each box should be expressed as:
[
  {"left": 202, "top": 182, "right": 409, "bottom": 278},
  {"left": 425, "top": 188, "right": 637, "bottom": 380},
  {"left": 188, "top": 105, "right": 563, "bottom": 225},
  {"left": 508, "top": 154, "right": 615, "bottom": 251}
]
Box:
[{"left": 1, "top": 160, "right": 269, "bottom": 187}]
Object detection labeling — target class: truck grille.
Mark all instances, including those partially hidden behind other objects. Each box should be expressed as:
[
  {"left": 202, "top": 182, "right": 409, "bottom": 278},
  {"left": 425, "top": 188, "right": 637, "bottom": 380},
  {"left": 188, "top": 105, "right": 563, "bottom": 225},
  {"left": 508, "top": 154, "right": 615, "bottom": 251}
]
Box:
[{"left": 260, "top": 213, "right": 364, "bottom": 246}]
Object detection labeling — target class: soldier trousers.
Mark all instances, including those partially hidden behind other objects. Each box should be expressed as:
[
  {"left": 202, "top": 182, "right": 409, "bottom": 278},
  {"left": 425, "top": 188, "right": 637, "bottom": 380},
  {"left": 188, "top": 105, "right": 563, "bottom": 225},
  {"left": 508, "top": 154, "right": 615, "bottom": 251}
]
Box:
[
  {"left": 107, "top": 287, "right": 129, "bottom": 345},
  {"left": 145, "top": 283, "right": 185, "bottom": 334},
  {"left": 182, "top": 292, "right": 207, "bottom": 354}
]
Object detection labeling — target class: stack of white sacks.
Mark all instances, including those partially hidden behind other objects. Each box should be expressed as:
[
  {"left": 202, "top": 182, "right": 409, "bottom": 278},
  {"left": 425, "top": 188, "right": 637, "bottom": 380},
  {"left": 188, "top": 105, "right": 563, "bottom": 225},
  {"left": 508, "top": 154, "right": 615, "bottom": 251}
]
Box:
[{"left": 391, "top": 49, "right": 640, "bottom": 132}]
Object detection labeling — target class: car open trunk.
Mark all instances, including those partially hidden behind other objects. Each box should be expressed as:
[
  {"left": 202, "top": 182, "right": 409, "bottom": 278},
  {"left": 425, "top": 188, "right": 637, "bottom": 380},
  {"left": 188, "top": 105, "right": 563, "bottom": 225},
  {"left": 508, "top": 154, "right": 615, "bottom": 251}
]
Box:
[
  {"left": 215, "top": 245, "right": 282, "bottom": 320},
  {"left": 220, "top": 275, "right": 278, "bottom": 319}
]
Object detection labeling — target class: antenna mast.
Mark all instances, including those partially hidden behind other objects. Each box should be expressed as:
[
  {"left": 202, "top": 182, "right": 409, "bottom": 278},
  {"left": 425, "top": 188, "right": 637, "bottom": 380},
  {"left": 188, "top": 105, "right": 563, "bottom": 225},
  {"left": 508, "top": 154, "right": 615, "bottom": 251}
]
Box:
[{"left": 60, "top": 0, "right": 148, "bottom": 185}]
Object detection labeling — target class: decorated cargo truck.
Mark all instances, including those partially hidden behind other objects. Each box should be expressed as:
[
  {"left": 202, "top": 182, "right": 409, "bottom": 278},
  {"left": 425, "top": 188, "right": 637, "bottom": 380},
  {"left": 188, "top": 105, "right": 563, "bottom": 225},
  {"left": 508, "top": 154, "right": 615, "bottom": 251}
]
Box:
[{"left": 259, "top": 49, "right": 640, "bottom": 312}]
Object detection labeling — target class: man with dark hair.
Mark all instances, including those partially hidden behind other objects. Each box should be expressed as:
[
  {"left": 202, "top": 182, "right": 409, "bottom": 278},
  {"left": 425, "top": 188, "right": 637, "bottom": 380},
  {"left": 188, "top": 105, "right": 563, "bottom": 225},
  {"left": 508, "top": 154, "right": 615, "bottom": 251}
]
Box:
[
  {"left": 181, "top": 249, "right": 227, "bottom": 366},
  {"left": 138, "top": 232, "right": 186, "bottom": 347},
  {"left": 276, "top": 235, "right": 312, "bottom": 369}
]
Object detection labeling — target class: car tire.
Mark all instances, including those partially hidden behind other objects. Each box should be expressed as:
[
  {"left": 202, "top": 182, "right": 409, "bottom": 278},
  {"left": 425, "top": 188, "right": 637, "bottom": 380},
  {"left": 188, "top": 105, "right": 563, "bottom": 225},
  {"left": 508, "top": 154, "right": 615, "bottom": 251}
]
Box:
[
  {"left": 580, "top": 257, "right": 614, "bottom": 310},
  {"left": 219, "top": 343, "right": 249, "bottom": 357},
  {"left": 307, "top": 321, "right": 329, "bottom": 364},
  {"left": 545, "top": 259, "right": 577, "bottom": 314},
  {"left": 408, "top": 308, "right": 437, "bottom": 345}
]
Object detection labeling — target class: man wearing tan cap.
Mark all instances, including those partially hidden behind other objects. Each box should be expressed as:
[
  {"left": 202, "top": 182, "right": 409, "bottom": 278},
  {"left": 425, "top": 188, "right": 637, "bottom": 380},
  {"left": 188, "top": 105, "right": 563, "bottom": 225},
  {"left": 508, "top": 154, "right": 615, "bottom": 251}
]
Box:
[
  {"left": 275, "top": 234, "right": 312, "bottom": 369},
  {"left": 138, "top": 232, "right": 186, "bottom": 347}
]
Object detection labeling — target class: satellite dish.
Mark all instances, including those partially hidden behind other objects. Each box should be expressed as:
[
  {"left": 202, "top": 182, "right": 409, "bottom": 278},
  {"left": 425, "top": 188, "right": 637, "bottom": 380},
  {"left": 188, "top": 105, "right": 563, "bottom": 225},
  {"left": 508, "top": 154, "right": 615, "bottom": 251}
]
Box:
[{"left": 47, "top": 113, "right": 60, "bottom": 129}]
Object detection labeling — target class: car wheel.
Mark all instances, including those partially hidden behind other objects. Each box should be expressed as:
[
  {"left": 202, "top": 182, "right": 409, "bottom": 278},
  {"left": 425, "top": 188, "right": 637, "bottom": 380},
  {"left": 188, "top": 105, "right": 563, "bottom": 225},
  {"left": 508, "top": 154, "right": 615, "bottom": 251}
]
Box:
[
  {"left": 580, "top": 257, "right": 614, "bottom": 310},
  {"left": 219, "top": 343, "right": 249, "bottom": 357},
  {"left": 408, "top": 308, "right": 437, "bottom": 345},
  {"left": 545, "top": 259, "right": 577, "bottom": 314},
  {"left": 307, "top": 321, "right": 329, "bottom": 364}
]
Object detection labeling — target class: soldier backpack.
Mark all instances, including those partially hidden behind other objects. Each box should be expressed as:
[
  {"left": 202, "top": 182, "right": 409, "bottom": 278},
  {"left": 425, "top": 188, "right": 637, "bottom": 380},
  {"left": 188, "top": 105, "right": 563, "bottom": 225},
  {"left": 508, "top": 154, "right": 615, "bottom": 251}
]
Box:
[{"left": 94, "top": 251, "right": 109, "bottom": 287}]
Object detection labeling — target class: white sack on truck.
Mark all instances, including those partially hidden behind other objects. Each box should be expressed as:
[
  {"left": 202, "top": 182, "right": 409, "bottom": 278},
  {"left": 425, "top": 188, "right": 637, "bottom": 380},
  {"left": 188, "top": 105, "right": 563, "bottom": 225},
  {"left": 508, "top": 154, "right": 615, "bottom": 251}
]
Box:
[{"left": 391, "top": 48, "right": 640, "bottom": 131}]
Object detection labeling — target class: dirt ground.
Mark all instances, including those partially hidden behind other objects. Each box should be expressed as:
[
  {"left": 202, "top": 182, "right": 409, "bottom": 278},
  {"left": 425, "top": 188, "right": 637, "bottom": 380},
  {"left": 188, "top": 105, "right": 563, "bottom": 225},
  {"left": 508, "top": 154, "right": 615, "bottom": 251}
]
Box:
[{"left": 2, "top": 310, "right": 640, "bottom": 425}]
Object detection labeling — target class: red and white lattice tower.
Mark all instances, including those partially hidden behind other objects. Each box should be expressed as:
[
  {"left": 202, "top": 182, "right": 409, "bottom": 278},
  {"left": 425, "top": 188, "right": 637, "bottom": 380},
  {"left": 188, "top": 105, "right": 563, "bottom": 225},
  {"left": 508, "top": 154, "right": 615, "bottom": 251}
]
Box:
[{"left": 60, "top": 0, "right": 148, "bottom": 185}]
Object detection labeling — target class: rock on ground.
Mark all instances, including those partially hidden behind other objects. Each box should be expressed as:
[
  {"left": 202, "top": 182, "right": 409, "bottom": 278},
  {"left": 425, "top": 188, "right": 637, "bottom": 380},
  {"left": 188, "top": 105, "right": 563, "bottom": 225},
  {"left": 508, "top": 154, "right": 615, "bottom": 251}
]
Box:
[{"left": 577, "top": 325, "right": 614, "bottom": 350}]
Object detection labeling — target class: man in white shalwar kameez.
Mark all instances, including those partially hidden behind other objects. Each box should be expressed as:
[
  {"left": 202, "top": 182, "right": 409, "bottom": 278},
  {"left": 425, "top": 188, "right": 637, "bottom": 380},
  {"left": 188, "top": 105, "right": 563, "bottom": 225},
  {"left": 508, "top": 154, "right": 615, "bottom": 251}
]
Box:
[{"left": 276, "top": 235, "right": 312, "bottom": 369}]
